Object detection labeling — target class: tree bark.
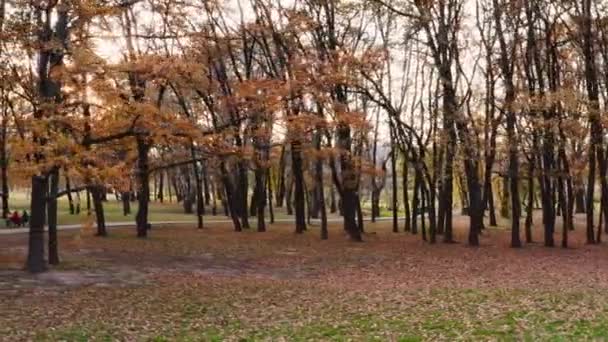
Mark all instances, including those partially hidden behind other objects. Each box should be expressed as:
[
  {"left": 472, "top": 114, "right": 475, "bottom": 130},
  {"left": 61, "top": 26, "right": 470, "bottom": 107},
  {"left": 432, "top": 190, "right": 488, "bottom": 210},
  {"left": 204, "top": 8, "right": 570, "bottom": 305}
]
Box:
[
  {"left": 122, "top": 191, "right": 131, "bottom": 216},
  {"left": 27, "top": 175, "right": 48, "bottom": 273},
  {"left": 292, "top": 141, "right": 307, "bottom": 233},
  {"left": 48, "top": 169, "right": 59, "bottom": 265},
  {"left": 135, "top": 137, "right": 150, "bottom": 238},
  {"left": 402, "top": 157, "right": 411, "bottom": 232},
  {"left": 91, "top": 186, "right": 107, "bottom": 237}
]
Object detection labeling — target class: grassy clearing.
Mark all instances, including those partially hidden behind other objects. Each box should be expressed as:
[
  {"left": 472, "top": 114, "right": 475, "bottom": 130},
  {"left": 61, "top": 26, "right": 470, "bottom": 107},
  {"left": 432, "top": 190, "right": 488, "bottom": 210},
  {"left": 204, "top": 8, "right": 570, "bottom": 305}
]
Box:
[{"left": 0, "top": 192, "right": 298, "bottom": 227}]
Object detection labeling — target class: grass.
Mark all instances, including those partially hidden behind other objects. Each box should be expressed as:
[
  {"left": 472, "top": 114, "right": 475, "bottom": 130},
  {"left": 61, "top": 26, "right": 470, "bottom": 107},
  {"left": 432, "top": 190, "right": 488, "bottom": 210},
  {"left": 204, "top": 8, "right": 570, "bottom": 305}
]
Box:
[
  {"left": 23, "top": 288, "right": 608, "bottom": 341},
  {"left": 0, "top": 191, "right": 301, "bottom": 227},
  {"left": 1, "top": 191, "right": 405, "bottom": 228}
]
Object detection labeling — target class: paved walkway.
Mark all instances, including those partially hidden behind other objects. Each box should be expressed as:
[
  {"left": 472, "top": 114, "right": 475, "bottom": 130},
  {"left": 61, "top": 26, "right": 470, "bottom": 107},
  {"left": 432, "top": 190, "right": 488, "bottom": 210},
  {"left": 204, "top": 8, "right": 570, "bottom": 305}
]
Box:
[{"left": 0, "top": 217, "right": 406, "bottom": 235}]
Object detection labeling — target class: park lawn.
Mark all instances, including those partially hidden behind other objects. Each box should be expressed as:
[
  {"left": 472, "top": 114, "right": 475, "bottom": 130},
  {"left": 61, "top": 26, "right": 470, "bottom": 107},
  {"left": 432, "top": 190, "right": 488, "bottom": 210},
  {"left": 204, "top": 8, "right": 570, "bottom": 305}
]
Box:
[
  {"left": 2, "top": 217, "right": 608, "bottom": 341},
  {"left": 10, "top": 284, "right": 608, "bottom": 341},
  {"left": 1, "top": 192, "right": 297, "bottom": 227}
]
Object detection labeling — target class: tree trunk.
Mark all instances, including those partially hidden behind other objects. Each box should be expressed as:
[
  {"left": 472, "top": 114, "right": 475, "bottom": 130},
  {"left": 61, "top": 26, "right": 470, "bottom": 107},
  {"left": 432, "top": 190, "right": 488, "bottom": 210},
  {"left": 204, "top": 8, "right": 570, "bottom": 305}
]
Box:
[
  {"left": 292, "top": 141, "right": 307, "bottom": 233},
  {"left": 190, "top": 145, "right": 204, "bottom": 229},
  {"left": 167, "top": 171, "right": 173, "bottom": 203},
  {"left": 500, "top": 177, "right": 510, "bottom": 219},
  {"left": 525, "top": 168, "right": 534, "bottom": 243},
  {"left": 157, "top": 171, "right": 164, "bottom": 203},
  {"left": 412, "top": 168, "right": 420, "bottom": 235},
  {"left": 339, "top": 137, "right": 362, "bottom": 242},
  {"left": 582, "top": 0, "right": 602, "bottom": 245},
  {"left": 211, "top": 179, "right": 218, "bottom": 216},
  {"left": 122, "top": 191, "right": 131, "bottom": 216},
  {"left": 391, "top": 147, "right": 398, "bottom": 233},
  {"left": 276, "top": 145, "right": 286, "bottom": 207},
  {"left": 267, "top": 171, "right": 274, "bottom": 224},
  {"left": 286, "top": 175, "right": 293, "bottom": 215},
  {"left": 575, "top": 187, "right": 585, "bottom": 214},
  {"left": 64, "top": 172, "right": 75, "bottom": 215},
  {"left": 255, "top": 166, "right": 266, "bottom": 232},
  {"left": 403, "top": 157, "right": 411, "bottom": 232},
  {"left": 330, "top": 186, "right": 337, "bottom": 214},
  {"left": 356, "top": 194, "right": 364, "bottom": 233},
  {"left": 48, "top": 169, "right": 59, "bottom": 265},
  {"left": 221, "top": 162, "right": 242, "bottom": 232},
  {"left": 315, "top": 137, "right": 328, "bottom": 239},
  {"left": 249, "top": 187, "right": 258, "bottom": 217},
  {"left": 135, "top": 138, "right": 150, "bottom": 238},
  {"left": 237, "top": 160, "right": 250, "bottom": 229},
  {"left": 27, "top": 175, "right": 48, "bottom": 273},
  {"left": 202, "top": 164, "right": 210, "bottom": 206},
  {"left": 91, "top": 186, "right": 107, "bottom": 237},
  {"left": 0, "top": 111, "right": 8, "bottom": 219},
  {"left": 86, "top": 188, "right": 91, "bottom": 216}
]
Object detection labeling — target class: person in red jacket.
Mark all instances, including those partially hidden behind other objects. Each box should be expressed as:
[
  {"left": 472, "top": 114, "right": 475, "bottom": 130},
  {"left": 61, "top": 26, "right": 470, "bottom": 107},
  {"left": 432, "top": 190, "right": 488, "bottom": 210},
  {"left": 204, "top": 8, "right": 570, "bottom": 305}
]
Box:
[{"left": 10, "top": 211, "right": 21, "bottom": 227}]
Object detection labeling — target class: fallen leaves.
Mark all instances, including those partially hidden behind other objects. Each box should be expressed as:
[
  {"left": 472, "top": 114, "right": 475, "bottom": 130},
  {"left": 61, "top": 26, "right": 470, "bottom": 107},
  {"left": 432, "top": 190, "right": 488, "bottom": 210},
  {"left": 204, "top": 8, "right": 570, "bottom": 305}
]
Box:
[{"left": 1, "top": 219, "right": 608, "bottom": 340}]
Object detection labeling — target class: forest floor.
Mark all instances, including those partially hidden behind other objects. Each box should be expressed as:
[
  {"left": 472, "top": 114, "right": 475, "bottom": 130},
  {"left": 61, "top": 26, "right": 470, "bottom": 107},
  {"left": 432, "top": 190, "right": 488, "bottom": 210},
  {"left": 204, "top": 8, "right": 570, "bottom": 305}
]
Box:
[{"left": 1, "top": 214, "right": 608, "bottom": 341}]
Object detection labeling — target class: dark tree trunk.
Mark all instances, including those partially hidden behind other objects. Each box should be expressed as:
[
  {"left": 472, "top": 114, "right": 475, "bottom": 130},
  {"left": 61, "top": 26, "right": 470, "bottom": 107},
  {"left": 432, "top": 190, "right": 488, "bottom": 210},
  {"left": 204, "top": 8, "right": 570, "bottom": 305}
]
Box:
[
  {"left": 221, "top": 162, "right": 242, "bottom": 232},
  {"left": 167, "top": 171, "right": 173, "bottom": 202},
  {"left": 0, "top": 112, "right": 8, "bottom": 219},
  {"left": 202, "top": 164, "right": 210, "bottom": 206},
  {"left": 440, "top": 151, "right": 454, "bottom": 243},
  {"left": 27, "top": 175, "right": 48, "bottom": 273},
  {"left": 135, "top": 138, "right": 150, "bottom": 238},
  {"left": 582, "top": 0, "right": 602, "bottom": 245},
  {"left": 330, "top": 186, "right": 337, "bottom": 213},
  {"left": 558, "top": 174, "right": 568, "bottom": 248},
  {"left": 157, "top": 171, "right": 164, "bottom": 203},
  {"left": 249, "top": 188, "right": 258, "bottom": 217},
  {"left": 525, "top": 167, "right": 534, "bottom": 243},
  {"left": 421, "top": 182, "right": 427, "bottom": 242},
  {"left": 340, "top": 152, "right": 362, "bottom": 241},
  {"left": 220, "top": 185, "right": 229, "bottom": 217},
  {"left": 48, "top": 169, "right": 59, "bottom": 265},
  {"left": 122, "top": 191, "right": 131, "bottom": 216},
  {"left": 285, "top": 175, "right": 293, "bottom": 215},
  {"left": 464, "top": 163, "right": 483, "bottom": 246},
  {"left": 487, "top": 180, "right": 497, "bottom": 226},
  {"left": 190, "top": 145, "right": 204, "bottom": 229},
  {"left": 172, "top": 175, "right": 182, "bottom": 202},
  {"left": 541, "top": 142, "right": 556, "bottom": 247},
  {"left": 392, "top": 147, "right": 398, "bottom": 233},
  {"left": 500, "top": 177, "right": 510, "bottom": 219},
  {"left": 276, "top": 145, "right": 286, "bottom": 207},
  {"left": 458, "top": 173, "right": 469, "bottom": 216},
  {"left": 75, "top": 191, "right": 81, "bottom": 214},
  {"left": 403, "top": 158, "right": 411, "bottom": 232},
  {"left": 575, "top": 188, "right": 585, "bottom": 214},
  {"left": 315, "top": 135, "right": 328, "bottom": 239},
  {"left": 267, "top": 171, "right": 274, "bottom": 224},
  {"left": 211, "top": 179, "right": 218, "bottom": 216},
  {"left": 64, "top": 172, "right": 75, "bottom": 215},
  {"left": 292, "top": 141, "right": 307, "bottom": 233},
  {"left": 91, "top": 186, "right": 107, "bottom": 237},
  {"left": 255, "top": 166, "right": 266, "bottom": 232},
  {"left": 412, "top": 168, "right": 420, "bottom": 235},
  {"left": 182, "top": 168, "right": 193, "bottom": 214},
  {"left": 237, "top": 160, "right": 250, "bottom": 229},
  {"left": 356, "top": 194, "right": 364, "bottom": 233},
  {"left": 371, "top": 188, "right": 380, "bottom": 222},
  {"left": 86, "top": 188, "right": 91, "bottom": 216}
]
